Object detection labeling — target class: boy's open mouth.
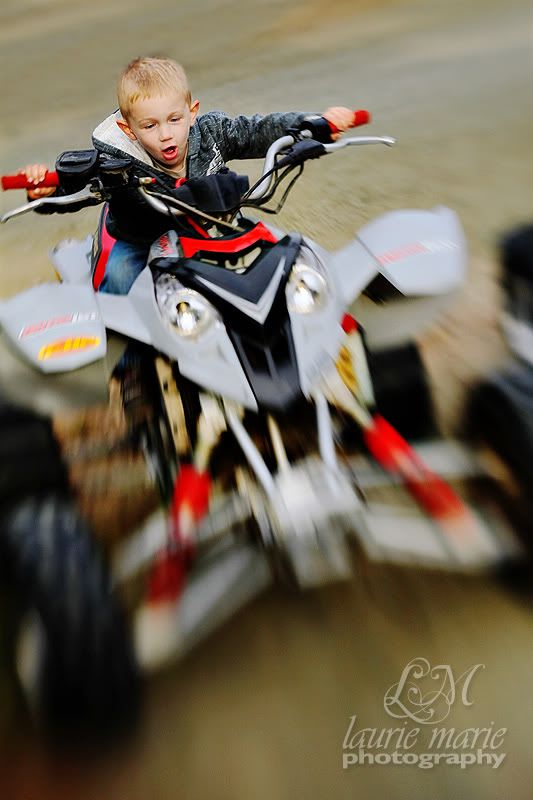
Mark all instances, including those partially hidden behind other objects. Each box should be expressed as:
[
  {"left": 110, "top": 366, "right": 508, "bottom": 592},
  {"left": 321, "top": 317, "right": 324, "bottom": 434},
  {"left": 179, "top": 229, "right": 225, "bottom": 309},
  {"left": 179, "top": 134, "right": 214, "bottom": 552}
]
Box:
[{"left": 161, "top": 145, "right": 178, "bottom": 162}]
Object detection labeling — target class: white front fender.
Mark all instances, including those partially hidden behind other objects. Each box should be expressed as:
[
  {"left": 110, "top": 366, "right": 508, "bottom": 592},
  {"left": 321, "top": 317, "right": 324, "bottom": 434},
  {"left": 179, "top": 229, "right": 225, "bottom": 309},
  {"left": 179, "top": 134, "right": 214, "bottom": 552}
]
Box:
[
  {"left": 0, "top": 283, "right": 106, "bottom": 373},
  {"left": 331, "top": 206, "right": 467, "bottom": 347},
  {"left": 332, "top": 206, "right": 467, "bottom": 307}
]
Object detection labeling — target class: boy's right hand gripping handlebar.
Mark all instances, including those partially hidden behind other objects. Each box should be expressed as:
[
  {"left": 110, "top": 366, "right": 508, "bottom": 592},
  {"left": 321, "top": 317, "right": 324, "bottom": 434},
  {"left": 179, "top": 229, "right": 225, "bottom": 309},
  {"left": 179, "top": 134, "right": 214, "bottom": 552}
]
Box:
[
  {"left": 1, "top": 172, "right": 60, "bottom": 191},
  {"left": 298, "top": 109, "right": 371, "bottom": 144}
]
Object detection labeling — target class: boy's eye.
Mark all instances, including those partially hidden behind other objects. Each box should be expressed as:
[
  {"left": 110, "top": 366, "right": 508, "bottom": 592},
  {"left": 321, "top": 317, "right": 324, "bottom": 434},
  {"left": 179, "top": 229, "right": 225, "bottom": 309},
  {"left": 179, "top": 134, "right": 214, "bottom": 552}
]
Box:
[{"left": 143, "top": 123, "right": 155, "bottom": 130}]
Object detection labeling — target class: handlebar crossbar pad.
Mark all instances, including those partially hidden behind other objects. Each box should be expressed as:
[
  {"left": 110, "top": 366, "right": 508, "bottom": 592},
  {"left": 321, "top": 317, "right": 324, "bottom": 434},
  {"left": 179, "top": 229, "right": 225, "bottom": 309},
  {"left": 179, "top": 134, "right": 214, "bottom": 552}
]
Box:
[
  {"left": 55, "top": 149, "right": 100, "bottom": 192},
  {"left": 174, "top": 171, "right": 250, "bottom": 214}
]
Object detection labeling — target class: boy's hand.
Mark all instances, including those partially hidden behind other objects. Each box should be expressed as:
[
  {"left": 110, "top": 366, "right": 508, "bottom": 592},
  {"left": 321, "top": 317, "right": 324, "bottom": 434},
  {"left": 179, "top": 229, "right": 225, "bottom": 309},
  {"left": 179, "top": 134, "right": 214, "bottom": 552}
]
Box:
[
  {"left": 20, "top": 164, "right": 57, "bottom": 199},
  {"left": 321, "top": 107, "right": 358, "bottom": 140}
]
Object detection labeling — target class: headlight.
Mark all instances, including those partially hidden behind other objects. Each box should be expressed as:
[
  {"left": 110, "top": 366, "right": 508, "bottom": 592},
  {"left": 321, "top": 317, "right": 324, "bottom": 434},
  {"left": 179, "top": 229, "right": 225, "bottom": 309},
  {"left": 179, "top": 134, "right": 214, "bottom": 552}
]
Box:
[
  {"left": 286, "top": 251, "right": 329, "bottom": 314},
  {"left": 155, "top": 274, "right": 217, "bottom": 338}
]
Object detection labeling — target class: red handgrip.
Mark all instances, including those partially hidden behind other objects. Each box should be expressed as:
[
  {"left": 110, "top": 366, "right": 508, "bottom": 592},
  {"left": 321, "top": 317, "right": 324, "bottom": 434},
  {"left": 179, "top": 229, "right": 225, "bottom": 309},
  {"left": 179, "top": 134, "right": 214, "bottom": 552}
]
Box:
[
  {"left": 1, "top": 171, "right": 60, "bottom": 191},
  {"left": 328, "top": 109, "right": 371, "bottom": 135},
  {"left": 352, "top": 109, "right": 371, "bottom": 127}
]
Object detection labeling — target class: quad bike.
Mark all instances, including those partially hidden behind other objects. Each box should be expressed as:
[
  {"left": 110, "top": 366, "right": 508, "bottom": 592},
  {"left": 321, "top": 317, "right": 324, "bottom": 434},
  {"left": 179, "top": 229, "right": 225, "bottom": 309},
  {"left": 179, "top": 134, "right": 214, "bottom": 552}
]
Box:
[{"left": 0, "top": 110, "right": 520, "bottom": 735}]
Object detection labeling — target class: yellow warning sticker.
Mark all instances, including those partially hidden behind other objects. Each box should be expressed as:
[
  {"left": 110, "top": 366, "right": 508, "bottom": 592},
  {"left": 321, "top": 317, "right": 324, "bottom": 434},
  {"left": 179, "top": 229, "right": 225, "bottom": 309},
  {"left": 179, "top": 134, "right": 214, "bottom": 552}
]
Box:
[{"left": 38, "top": 336, "right": 101, "bottom": 361}]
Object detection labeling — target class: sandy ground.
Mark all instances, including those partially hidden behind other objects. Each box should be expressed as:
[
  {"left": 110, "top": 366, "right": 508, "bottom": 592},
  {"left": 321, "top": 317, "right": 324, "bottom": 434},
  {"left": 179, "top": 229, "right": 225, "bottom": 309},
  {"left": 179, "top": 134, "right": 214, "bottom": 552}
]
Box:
[{"left": 1, "top": 0, "right": 533, "bottom": 797}]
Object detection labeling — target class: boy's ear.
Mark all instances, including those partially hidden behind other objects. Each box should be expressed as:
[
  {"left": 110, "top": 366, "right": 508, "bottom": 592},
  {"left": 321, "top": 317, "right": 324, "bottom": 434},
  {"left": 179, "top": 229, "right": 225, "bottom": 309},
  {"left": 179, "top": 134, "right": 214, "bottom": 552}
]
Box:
[
  {"left": 116, "top": 118, "right": 137, "bottom": 141},
  {"left": 190, "top": 99, "right": 200, "bottom": 125}
]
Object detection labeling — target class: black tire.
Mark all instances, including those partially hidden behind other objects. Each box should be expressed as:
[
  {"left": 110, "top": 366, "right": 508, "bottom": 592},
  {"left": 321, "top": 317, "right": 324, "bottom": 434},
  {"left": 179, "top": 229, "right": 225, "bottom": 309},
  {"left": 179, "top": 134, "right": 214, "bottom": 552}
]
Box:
[
  {"left": 0, "top": 400, "right": 68, "bottom": 504},
  {"left": 1, "top": 493, "right": 140, "bottom": 744},
  {"left": 464, "top": 363, "right": 533, "bottom": 491},
  {"left": 368, "top": 341, "right": 436, "bottom": 440}
]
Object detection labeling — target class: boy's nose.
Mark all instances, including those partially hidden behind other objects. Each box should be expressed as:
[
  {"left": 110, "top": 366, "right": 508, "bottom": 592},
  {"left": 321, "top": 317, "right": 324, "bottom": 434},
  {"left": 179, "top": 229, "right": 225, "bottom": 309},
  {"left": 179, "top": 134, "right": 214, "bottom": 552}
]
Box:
[{"left": 159, "top": 126, "right": 172, "bottom": 141}]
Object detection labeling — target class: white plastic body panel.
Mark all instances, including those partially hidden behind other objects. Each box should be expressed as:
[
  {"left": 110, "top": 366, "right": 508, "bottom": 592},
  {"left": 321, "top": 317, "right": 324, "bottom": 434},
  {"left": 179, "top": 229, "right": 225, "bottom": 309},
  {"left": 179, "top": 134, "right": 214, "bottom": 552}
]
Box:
[
  {"left": 332, "top": 206, "right": 467, "bottom": 347},
  {"left": 50, "top": 235, "right": 93, "bottom": 284},
  {"left": 333, "top": 206, "right": 466, "bottom": 305},
  {"left": 288, "top": 236, "right": 346, "bottom": 397},
  {"left": 0, "top": 207, "right": 467, "bottom": 382},
  {"left": 117, "top": 268, "right": 258, "bottom": 410},
  {"left": 0, "top": 283, "right": 106, "bottom": 372},
  {"left": 350, "top": 291, "right": 460, "bottom": 350},
  {"left": 356, "top": 206, "right": 466, "bottom": 296}
]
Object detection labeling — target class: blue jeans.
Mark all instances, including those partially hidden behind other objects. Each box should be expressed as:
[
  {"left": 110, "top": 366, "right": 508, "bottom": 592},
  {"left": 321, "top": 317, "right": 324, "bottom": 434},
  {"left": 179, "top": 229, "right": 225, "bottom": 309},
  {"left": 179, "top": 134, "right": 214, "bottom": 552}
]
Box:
[{"left": 99, "top": 240, "right": 150, "bottom": 295}]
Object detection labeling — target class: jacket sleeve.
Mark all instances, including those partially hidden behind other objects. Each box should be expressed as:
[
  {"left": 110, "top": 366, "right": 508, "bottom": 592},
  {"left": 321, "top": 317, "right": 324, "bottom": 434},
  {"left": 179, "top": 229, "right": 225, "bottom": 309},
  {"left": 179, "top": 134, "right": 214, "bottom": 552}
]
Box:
[{"left": 214, "top": 111, "right": 314, "bottom": 161}]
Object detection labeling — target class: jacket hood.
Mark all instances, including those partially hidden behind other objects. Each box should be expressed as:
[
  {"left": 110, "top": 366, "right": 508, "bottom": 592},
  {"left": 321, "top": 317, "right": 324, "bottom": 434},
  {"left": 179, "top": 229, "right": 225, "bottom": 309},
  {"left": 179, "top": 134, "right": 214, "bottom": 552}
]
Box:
[
  {"left": 92, "top": 110, "right": 202, "bottom": 176},
  {"left": 92, "top": 111, "right": 154, "bottom": 165}
]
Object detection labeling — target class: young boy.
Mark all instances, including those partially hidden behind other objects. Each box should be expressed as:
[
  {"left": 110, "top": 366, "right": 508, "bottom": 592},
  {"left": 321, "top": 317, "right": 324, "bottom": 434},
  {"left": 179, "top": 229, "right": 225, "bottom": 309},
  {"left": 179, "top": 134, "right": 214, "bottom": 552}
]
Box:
[{"left": 24, "top": 56, "right": 356, "bottom": 294}]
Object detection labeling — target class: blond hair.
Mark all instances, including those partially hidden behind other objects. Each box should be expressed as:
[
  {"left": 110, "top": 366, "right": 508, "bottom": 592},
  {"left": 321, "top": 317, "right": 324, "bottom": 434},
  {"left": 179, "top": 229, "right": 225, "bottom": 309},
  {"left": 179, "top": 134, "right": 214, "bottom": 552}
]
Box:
[{"left": 117, "top": 57, "right": 192, "bottom": 119}]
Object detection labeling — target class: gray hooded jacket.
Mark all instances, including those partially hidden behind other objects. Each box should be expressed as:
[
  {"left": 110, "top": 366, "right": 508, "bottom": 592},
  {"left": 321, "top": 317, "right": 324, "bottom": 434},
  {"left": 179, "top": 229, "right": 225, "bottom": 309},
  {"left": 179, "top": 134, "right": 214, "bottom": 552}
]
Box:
[{"left": 91, "top": 109, "right": 311, "bottom": 244}]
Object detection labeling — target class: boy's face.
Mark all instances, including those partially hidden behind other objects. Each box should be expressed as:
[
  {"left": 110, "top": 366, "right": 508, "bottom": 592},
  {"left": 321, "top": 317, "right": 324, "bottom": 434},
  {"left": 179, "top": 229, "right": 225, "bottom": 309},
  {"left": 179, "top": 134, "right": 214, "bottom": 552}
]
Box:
[{"left": 117, "top": 90, "right": 199, "bottom": 171}]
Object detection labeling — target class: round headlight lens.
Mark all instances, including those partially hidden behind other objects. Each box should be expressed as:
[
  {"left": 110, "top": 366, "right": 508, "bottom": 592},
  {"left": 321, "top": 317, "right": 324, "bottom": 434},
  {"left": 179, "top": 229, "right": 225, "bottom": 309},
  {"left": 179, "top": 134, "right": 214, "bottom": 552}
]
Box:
[
  {"left": 155, "top": 274, "right": 216, "bottom": 338},
  {"left": 287, "top": 262, "right": 328, "bottom": 314}
]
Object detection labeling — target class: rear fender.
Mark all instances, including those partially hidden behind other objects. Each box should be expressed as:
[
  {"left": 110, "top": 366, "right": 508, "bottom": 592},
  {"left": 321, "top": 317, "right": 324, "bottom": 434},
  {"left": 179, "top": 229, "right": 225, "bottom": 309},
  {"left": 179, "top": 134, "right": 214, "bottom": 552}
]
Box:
[{"left": 0, "top": 283, "right": 106, "bottom": 373}]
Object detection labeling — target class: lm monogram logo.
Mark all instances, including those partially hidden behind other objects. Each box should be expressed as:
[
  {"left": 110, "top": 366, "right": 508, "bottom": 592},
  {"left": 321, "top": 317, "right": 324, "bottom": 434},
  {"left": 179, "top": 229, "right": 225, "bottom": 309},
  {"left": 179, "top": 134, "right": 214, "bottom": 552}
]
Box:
[{"left": 384, "top": 657, "right": 485, "bottom": 724}]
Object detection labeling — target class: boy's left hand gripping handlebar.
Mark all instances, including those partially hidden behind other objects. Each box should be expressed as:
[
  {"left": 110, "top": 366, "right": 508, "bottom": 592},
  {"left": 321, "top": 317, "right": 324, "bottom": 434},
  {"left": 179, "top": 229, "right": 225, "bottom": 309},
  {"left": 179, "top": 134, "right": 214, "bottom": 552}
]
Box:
[
  {"left": 327, "top": 109, "right": 371, "bottom": 135},
  {"left": 1, "top": 172, "right": 60, "bottom": 190}
]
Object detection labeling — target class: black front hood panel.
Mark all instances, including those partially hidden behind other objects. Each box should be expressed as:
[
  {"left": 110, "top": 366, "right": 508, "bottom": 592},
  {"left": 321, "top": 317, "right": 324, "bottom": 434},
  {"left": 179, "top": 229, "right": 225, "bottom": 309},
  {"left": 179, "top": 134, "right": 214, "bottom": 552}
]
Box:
[
  {"left": 229, "top": 319, "right": 303, "bottom": 412},
  {"left": 156, "top": 235, "right": 305, "bottom": 411},
  {"left": 174, "top": 235, "right": 300, "bottom": 331}
]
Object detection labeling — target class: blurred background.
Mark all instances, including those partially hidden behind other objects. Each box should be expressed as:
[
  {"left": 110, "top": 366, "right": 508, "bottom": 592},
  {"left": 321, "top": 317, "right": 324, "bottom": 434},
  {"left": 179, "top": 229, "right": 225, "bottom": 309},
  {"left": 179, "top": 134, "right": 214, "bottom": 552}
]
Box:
[{"left": 1, "top": 0, "right": 533, "bottom": 797}]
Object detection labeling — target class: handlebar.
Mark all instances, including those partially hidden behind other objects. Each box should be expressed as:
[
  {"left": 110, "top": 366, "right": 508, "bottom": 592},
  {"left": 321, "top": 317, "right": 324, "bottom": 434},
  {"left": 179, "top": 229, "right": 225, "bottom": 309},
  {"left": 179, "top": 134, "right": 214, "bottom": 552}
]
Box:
[
  {"left": 246, "top": 108, "right": 379, "bottom": 201},
  {"left": 246, "top": 119, "right": 394, "bottom": 202},
  {"left": 0, "top": 186, "right": 96, "bottom": 223},
  {"left": 323, "top": 135, "right": 396, "bottom": 153},
  {"left": 1, "top": 109, "right": 396, "bottom": 224},
  {"left": 1, "top": 109, "right": 371, "bottom": 195},
  {"left": 1, "top": 171, "right": 60, "bottom": 191}
]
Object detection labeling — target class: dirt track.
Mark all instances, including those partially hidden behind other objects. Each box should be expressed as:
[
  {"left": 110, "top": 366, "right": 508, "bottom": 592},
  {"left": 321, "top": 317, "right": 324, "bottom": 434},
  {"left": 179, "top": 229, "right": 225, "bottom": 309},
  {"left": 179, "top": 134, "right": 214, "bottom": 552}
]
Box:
[{"left": 1, "top": 0, "right": 533, "bottom": 797}]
